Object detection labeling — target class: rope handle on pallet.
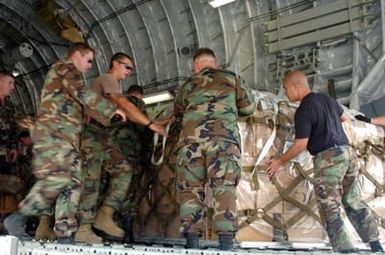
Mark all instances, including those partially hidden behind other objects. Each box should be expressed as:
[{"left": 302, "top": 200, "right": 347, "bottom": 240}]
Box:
[{"left": 151, "top": 121, "right": 172, "bottom": 166}]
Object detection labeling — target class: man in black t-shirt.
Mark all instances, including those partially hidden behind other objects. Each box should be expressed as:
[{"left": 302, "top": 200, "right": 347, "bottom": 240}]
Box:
[{"left": 267, "top": 70, "right": 383, "bottom": 253}]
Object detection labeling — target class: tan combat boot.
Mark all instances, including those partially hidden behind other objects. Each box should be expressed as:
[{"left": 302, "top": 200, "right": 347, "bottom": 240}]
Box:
[
  {"left": 74, "top": 224, "right": 102, "bottom": 244},
  {"left": 93, "top": 205, "right": 124, "bottom": 240},
  {"left": 35, "top": 215, "right": 57, "bottom": 240}
]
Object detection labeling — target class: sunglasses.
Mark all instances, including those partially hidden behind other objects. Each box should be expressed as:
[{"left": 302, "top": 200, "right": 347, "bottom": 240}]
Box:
[{"left": 117, "top": 61, "right": 134, "bottom": 71}]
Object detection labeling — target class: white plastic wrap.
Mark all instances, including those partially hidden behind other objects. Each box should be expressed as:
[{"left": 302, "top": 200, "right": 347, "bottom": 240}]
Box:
[
  {"left": 237, "top": 92, "right": 385, "bottom": 243},
  {"left": 349, "top": 3, "right": 384, "bottom": 110}
]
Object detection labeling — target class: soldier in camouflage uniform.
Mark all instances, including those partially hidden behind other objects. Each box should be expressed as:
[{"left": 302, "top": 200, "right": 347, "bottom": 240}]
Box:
[
  {"left": 4, "top": 43, "right": 125, "bottom": 244},
  {"left": 0, "top": 72, "right": 18, "bottom": 234},
  {"left": 75, "top": 53, "right": 166, "bottom": 244},
  {"left": 113, "top": 85, "right": 150, "bottom": 243},
  {"left": 17, "top": 130, "right": 34, "bottom": 194},
  {"left": 0, "top": 72, "right": 18, "bottom": 175},
  {"left": 16, "top": 130, "right": 57, "bottom": 241},
  {"left": 174, "top": 48, "right": 255, "bottom": 250},
  {"left": 267, "top": 70, "right": 383, "bottom": 253},
  {"left": 114, "top": 85, "right": 147, "bottom": 213}
]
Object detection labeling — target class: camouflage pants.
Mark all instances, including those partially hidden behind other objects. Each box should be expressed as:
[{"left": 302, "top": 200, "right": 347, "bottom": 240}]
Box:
[
  {"left": 113, "top": 126, "right": 148, "bottom": 216},
  {"left": 176, "top": 141, "right": 241, "bottom": 236},
  {"left": 79, "top": 127, "right": 133, "bottom": 224},
  {"left": 121, "top": 161, "right": 142, "bottom": 216},
  {"left": 313, "top": 145, "right": 379, "bottom": 252},
  {"left": 20, "top": 135, "right": 82, "bottom": 238}
]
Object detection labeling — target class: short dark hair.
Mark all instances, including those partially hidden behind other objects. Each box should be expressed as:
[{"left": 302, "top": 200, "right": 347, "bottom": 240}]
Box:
[
  {"left": 126, "top": 85, "right": 143, "bottom": 95},
  {"left": 109, "top": 52, "right": 133, "bottom": 69},
  {"left": 193, "top": 48, "right": 216, "bottom": 61},
  {"left": 0, "top": 71, "right": 15, "bottom": 80},
  {"left": 67, "top": 42, "right": 95, "bottom": 57}
]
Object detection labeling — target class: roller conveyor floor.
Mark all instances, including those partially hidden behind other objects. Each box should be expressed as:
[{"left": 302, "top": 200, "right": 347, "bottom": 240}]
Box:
[{"left": 1, "top": 235, "right": 379, "bottom": 255}]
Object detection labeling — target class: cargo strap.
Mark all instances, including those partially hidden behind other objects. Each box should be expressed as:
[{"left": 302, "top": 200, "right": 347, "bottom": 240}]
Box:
[
  {"left": 294, "top": 162, "right": 315, "bottom": 184},
  {"left": 142, "top": 134, "right": 180, "bottom": 232},
  {"left": 356, "top": 143, "right": 385, "bottom": 195},
  {"left": 240, "top": 165, "right": 321, "bottom": 236},
  {"left": 141, "top": 157, "right": 179, "bottom": 230},
  {"left": 358, "top": 143, "right": 385, "bottom": 229},
  {"left": 151, "top": 121, "right": 172, "bottom": 166},
  {"left": 270, "top": 173, "right": 321, "bottom": 222},
  {"left": 250, "top": 103, "right": 278, "bottom": 190}
]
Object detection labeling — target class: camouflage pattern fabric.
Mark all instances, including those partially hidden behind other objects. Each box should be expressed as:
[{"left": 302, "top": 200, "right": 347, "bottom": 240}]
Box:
[
  {"left": 17, "top": 142, "right": 34, "bottom": 194},
  {"left": 80, "top": 92, "right": 137, "bottom": 224},
  {"left": 174, "top": 68, "right": 254, "bottom": 235},
  {"left": 174, "top": 68, "right": 255, "bottom": 148},
  {"left": 120, "top": 161, "right": 141, "bottom": 215},
  {"left": 313, "top": 145, "right": 379, "bottom": 252},
  {"left": 177, "top": 141, "right": 241, "bottom": 235},
  {"left": 19, "top": 58, "right": 117, "bottom": 237},
  {"left": 0, "top": 98, "right": 18, "bottom": 173},
  {"left": 0, "top": 98, "right": 18, "bottom": 152},
  {"left": 113, "top": 95, "right": 149, "bottom": 215},
  {"left": 21, "top": 136, "right": 82, "bottom": 237},
  {"left": 79, "top": 124, "right": 133, "bottom": 223},
  {"left": 113, "top": 95, "right": 147, "bottom": 162}
]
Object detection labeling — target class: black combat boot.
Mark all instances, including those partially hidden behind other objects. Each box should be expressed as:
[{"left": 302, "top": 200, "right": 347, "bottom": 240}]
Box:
[
  {"left": 218, "top": 232, "right": 234, "bottom": 250},
  {"left": 185, "top": 233, "right": 200, "bottom": 249},
  {"left": 4, "top": 211, "right": 31, "bottom": 241},
  {"left": 370, "top": 240, "right": 384, "bottom": 252},
  {"left": 122, "top": 215, "right": 135, "bottom": 244}
]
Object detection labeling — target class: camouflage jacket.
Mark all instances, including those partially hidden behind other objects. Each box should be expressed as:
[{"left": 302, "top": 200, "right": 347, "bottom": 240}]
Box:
[
  {"left": 174, "top": 67, "right": 255, "bottom": 148},
  {"left": 33, "top": 58, "right": 117, "bottom": 148},
  {"left": 114, "top": 95, "right": 146, "bottom": 132},
  {"left": 0, "top": 98, "right": 18, "bottom": 153},
  {"left": 113, "top": 95, "right": 149, "bottom": 160}
]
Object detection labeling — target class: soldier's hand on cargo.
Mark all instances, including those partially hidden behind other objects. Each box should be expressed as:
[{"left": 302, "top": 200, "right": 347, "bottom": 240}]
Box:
[
  {"left": 354, "top": 114, "right": 371, "bottom": 123},
  {"left": 148, "top": 122, "right": 167, "bottom": 137},
  {"left": 266, "top": 158, "right": 283, "bottom": 177},
  {"left": 8, "top": 148, "right": 18, "bottom": 162},
  {"left": 153, "top": 115, "right": 174, "bottom": 126},
  {"left": 114, "top": 109, "right": 127, "bottom": 122}
]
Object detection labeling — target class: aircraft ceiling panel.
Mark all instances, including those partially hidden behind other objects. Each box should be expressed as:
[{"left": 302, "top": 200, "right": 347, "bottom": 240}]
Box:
[
  {"left": 187, "top": 0, "right": 226, "bottom": 66},
  {"left": 0, "top": 0, "right": 382, "bottom": 115},
  {"left": 160, "top": 0, "right": 197, "bottom": 77}
]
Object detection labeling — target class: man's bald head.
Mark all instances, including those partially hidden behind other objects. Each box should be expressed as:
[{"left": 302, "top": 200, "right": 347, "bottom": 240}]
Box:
[
  {"left": 283, "top": 70, "right": 309, "bottom": 88},
  {"left": 282, "top": 70, "right": 311, "bottom": 102}
]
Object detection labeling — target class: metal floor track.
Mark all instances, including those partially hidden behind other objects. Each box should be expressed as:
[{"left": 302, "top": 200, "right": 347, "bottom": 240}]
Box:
[{"left": 0, "top": 235, "right": 378, "bottom": 255}]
